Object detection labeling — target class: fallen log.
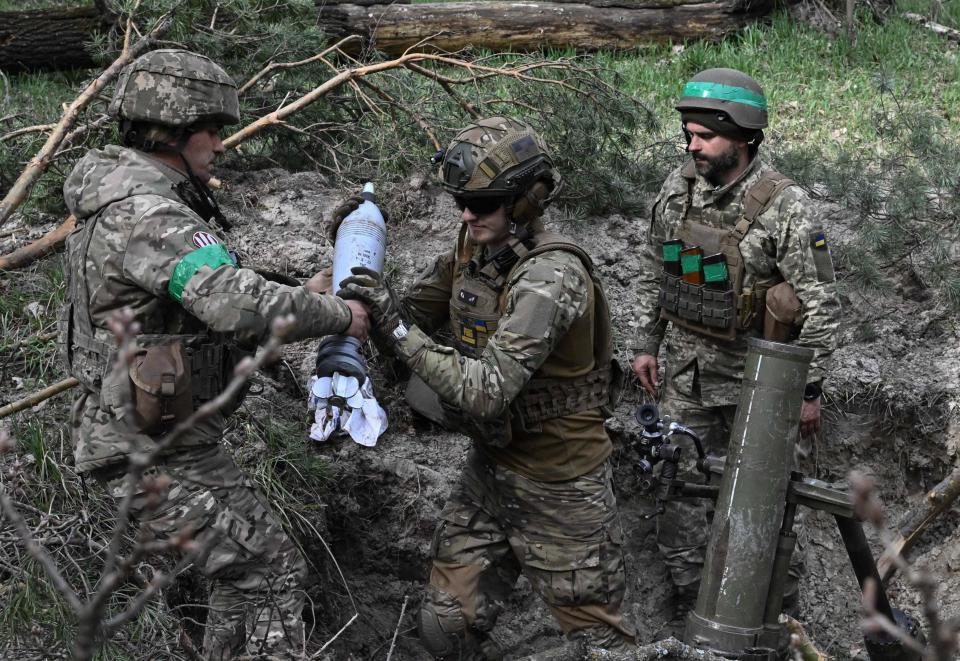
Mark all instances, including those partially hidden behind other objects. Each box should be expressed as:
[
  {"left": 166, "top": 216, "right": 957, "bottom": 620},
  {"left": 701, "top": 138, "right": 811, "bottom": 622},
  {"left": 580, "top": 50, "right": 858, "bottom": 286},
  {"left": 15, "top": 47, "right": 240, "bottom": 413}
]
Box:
[
  {"left": 318, "top": 0, "right": 773, "bottom": 55},
  {"left": 878, "top": 464, "right": 960, "bottom": 583},
  {"left": 0, "top": 6, "right": 113, "bottom": 73},
  {"left": 902, "top": 11, "right": 960, "bottom": 44}
]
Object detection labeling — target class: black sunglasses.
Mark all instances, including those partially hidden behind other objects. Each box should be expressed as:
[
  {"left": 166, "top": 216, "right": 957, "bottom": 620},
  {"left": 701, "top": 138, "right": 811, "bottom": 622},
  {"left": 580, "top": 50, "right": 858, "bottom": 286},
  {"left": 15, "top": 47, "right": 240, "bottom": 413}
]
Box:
[{"left": 453, "top": 195, "right": 508, "bottom": 215}]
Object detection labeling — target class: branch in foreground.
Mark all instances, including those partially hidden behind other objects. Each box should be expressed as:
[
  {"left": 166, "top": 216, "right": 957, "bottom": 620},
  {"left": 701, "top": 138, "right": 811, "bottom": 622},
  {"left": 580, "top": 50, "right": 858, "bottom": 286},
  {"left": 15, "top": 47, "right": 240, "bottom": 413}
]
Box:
[{"left": 1, "top": 309, "right": 297, "bottom": 660}]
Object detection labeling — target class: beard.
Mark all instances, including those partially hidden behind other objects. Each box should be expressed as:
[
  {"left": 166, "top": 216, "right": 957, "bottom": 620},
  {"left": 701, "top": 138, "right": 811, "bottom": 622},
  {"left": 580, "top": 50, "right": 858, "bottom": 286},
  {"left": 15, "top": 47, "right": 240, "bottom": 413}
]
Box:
[{"left": 693, "top": 142, "right": 741, "bottom": 185}]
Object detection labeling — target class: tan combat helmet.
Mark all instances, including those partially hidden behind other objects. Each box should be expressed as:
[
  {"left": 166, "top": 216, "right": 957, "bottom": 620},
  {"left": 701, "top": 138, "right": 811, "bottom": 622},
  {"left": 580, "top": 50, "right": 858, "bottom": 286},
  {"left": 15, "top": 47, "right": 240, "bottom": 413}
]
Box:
[
  {"left": 439, "top": 117, "right": 562, "bottom": 223},
  {"left": 676, "top": 68, "right": 768, "bottom": 130},
  {"left": 109, "top": 49, "right": 240, "bottom": 128}
]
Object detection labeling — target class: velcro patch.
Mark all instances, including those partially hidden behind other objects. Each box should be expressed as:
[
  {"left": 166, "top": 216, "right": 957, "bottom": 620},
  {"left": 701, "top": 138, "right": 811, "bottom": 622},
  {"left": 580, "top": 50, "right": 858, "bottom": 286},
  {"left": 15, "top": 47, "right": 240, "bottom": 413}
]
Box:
[
  {"left": 809, "top": 230, "right": 835, "bottom": 283},
  {"left": 458, "top": 289, "right": 479, "bottom": 306},
  {"left": 511, "top": 135, "right": 538, "bottom": 161},
  {"left": 192, "top": 231, "right": 221, "bottom": 248}
]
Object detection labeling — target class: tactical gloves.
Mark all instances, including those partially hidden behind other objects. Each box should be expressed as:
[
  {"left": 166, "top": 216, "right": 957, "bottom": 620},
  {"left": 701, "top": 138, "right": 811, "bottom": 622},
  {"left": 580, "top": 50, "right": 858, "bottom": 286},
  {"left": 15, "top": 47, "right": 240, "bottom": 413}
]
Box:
[
  {"left": 337, "top": 267, "right": 407, "bottom": 345},
  {"left": 328, "top": 196, "right": 390, "bottom": 243}
]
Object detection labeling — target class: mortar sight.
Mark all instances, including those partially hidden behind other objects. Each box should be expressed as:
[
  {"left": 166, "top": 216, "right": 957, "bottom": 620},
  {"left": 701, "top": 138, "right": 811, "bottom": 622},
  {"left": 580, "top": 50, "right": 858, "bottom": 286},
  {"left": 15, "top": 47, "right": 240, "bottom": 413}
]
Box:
[{"left": 635, "top": 403, "right": 660, "bottom": 432}]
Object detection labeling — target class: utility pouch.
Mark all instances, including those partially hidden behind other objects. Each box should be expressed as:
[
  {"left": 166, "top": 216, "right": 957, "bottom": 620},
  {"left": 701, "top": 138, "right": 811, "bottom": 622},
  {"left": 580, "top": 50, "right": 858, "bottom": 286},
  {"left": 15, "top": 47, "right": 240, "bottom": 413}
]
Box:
[
  {"left": 129, "top": 343, "right": 194, "bottom": 435},
  {"left": 658, "top": 272, "right": 681, "bottom": 315},
  {"left": 763, "top": 281, "right": 802, "bottom": 342}
]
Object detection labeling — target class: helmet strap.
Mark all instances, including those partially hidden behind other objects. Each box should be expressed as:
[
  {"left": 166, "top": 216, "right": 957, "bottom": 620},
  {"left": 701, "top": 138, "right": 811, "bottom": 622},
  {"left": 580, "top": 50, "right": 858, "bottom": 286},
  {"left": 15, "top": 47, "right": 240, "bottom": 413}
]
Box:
[
  {"left": 509, "top": 180, "right": 552, "bottom": 228},
  {"left": 175, "top": 152, "right": 232, "bottom": 231}
]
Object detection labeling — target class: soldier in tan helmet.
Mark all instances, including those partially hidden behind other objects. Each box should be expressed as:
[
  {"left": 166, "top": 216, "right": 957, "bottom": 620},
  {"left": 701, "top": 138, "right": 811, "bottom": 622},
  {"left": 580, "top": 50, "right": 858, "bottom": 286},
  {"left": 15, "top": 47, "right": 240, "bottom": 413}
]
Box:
[
  {"left": 631, "top": 68, "right": 841, "bottom": 634},
  {"left": 338, "top": 117, "right": 636, "bottom": 657},
  {"left": 60, "top": 49, "right": 369, "bottom": 658}
]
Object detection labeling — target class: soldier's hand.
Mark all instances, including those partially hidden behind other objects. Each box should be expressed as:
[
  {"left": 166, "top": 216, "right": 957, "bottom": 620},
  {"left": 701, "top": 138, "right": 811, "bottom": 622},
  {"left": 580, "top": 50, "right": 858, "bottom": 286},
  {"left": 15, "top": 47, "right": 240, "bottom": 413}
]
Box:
[
  {"left": 343, "top": 299, "right": 371, "bottom": 341},
  {"left": 799, "top": 397, "right": 821, "bottom": 437},
  {"left": 305, "top": 266, "right": 333, "bottom": 295},
  {"left": 328, "top": 195, "right": 391, "bottom": 243},
  {"left": 632, "top": 353, "right": 660, "bottom": 397},
  {"left": 338, "top": 267, "right": 404, "bottom": 342}
]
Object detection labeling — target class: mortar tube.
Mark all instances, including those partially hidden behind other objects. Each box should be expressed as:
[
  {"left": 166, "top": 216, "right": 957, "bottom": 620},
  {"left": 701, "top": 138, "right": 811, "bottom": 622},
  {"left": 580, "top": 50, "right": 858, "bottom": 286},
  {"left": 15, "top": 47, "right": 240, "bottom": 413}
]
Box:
[{"left": 685, "top": 338, "right": 813, "bottom": 655}]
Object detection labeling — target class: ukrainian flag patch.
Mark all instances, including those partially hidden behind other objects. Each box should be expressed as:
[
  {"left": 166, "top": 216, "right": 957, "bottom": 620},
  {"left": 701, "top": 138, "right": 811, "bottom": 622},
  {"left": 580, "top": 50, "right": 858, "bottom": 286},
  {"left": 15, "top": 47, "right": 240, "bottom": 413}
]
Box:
[{"left": 812, "top": 232, "right": 827, "bottom": 249}]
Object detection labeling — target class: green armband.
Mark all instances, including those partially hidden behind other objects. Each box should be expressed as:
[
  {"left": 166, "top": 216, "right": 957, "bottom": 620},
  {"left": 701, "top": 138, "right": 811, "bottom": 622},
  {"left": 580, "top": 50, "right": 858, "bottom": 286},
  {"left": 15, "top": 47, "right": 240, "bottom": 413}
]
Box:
[{"left": 168, "top": 244, "right": 236, "bottom": 302}]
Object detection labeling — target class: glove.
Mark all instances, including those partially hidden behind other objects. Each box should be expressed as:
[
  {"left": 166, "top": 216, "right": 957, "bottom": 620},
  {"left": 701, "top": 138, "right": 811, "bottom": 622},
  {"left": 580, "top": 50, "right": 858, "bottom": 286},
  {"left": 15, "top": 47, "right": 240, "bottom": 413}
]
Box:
[
  {"left": 327, "top": 195, "right": 391, "bottom": 243},
  {"left": 337, "top": 266, "right": 406, "bottom": 344},
  {"left": 327, "top": 195, "right": 363, "bottom": 243}
]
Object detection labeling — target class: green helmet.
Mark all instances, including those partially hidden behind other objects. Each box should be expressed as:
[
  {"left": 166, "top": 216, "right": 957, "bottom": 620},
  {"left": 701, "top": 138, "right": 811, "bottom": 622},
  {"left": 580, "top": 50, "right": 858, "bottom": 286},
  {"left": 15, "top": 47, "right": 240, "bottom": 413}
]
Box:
[
  {"left": 109, "top": 49, "right": 240, "bottom": 128},
  {"left": 439, "top": 117, "right": 558, "bottom": 199},
  {"left": 675, "top": 68, "right": 768, "bottom": 130}
]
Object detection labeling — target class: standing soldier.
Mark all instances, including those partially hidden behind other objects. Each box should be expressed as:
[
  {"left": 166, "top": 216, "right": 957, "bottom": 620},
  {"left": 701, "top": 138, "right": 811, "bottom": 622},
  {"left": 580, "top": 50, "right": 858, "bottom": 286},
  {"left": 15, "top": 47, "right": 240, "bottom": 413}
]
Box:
[
  {"left": 631, "top": 68, "right": 842, "bottom": 633},
  {"left": 338, "top": 117, "right": 636, "bottom": 657},
  {"left": 60, "top": 49, "right": 369, "bottom": 658}
]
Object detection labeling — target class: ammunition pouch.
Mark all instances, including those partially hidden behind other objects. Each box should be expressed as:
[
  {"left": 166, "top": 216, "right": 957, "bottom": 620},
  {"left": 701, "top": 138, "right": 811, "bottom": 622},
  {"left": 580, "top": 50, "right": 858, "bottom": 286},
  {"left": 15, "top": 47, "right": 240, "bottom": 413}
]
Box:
[
  {"left": 660, "top": 272, "right": 739, "bottom": 341},
  {"left": 405, "top": 361, "right": 619, "bottom": 447},
  {"left": 512, "top": 362, "right": 617, "bottom": 431},
  {"left": 657, "top": 167, "right": 797, "bottom": 343}
]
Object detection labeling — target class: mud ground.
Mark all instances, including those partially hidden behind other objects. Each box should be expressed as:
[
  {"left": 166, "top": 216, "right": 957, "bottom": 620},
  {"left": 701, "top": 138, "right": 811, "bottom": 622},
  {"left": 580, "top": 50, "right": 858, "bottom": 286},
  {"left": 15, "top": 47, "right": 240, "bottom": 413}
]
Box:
[
  {"left": 210, "top": 166, "right": 960, "bottom": 660},
  {"left": 2, "top": 164, "right": 957, "bottom": 660}
]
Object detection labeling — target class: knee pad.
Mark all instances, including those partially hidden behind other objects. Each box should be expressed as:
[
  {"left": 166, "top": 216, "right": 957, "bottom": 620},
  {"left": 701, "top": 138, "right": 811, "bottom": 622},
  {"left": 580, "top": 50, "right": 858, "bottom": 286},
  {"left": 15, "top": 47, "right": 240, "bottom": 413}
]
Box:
[{"left": 417, "top": 586, "right": 467, "bottom": 659}]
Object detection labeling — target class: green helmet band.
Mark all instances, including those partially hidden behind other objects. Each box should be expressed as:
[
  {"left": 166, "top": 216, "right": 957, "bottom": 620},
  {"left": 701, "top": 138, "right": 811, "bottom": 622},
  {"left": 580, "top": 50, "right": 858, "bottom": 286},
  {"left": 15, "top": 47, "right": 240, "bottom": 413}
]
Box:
[{"left": 681, "top": 81, "right": 768, "bottom": 111}]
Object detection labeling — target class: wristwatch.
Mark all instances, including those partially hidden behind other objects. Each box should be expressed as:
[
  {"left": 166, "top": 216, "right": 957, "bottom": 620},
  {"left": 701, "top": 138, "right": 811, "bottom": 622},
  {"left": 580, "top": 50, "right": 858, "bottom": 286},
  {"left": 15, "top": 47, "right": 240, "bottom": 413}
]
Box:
[{"left": 803, "top": 381, "right": 822, "bottom": 401}]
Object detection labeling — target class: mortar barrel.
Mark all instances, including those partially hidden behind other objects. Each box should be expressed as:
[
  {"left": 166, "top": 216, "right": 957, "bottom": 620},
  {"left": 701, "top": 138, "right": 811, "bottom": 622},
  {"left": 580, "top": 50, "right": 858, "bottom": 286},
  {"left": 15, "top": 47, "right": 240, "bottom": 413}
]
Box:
[{"left": 686, "top": 338, "right": 813, "bottom": 654}]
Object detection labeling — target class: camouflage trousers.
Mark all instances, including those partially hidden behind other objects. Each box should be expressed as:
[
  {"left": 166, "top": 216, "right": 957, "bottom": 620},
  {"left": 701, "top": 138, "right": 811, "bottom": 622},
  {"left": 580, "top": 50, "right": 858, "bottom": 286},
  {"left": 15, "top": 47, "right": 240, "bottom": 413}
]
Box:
[
  {"left": 657, "top": 383, "right": 806, "bottom": 610},
  {"left": 421, "top": 449, "right": 635, "bottom": 656},
  {"left": 102, "top": 444, "right": 308, "bottom": 660}
]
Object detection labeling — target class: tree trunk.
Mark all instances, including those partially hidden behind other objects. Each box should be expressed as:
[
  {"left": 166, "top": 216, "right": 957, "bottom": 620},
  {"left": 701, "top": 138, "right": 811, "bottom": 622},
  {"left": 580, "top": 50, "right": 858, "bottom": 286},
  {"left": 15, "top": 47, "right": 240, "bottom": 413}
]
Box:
[
  {"left": 0, "top": 6, "right": 112, "bottom": 73},
  {"left": 318, "top": 0, "right": 773, "bottom": 54}
]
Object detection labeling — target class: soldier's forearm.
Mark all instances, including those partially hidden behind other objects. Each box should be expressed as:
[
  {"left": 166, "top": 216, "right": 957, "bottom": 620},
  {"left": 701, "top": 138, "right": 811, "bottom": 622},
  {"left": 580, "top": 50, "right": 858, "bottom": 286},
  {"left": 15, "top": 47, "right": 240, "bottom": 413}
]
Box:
[
  {"left": 182, "top": 266, "right": 353, "bottom": 341},
  {"left": 394, "top": 325, "right": 521, "bottom": 420}
]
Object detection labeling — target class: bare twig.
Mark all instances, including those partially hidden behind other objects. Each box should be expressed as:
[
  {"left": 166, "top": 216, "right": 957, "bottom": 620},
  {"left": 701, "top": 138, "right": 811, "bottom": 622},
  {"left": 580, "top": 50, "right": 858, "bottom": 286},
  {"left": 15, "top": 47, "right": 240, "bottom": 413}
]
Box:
[
  {"left": 877, "top": 465, "right": 960, "bottom": 582},
  {"left": 238, "top": 35, "right": 362, "bottom": 95},
  {"left": 0, "top": 12, "right": 172, "bottom": 228},
  {"left": 224, "top": 52, "right": 586, "bottom": 148},
  {"left": 0, "top": 123, "right": 56, "bottom": 144},
  {"left": 0, "top": 377, "right": 81, "bottom": 420},
  {"left": 385, "top": 595, "right": 409, "bottom": 661},
  {"left": 356, "top": 79, "right": 441, "bottom": 150},
  {"left": 850, "top": 470, "right": 958, "bottom": 660}
]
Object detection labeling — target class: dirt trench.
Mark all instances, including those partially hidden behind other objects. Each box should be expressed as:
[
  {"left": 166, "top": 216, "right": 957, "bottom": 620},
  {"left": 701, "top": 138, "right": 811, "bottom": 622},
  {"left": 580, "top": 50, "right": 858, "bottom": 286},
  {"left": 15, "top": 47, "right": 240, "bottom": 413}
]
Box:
[
  {"left": 1, "top": 162, "right": 950, "bottom": 660},
  {"left": 212, "top": 165, "right": 960, "bottom": 660}
]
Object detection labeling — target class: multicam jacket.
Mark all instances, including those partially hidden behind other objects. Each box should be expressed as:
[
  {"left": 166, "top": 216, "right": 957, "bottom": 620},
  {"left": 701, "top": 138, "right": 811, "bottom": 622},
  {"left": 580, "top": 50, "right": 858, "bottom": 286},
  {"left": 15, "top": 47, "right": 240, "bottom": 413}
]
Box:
[
  {"left": 394, "top": 226, "right": 614, "bottom": 482},
  {"left": 61, "top": 146, "right": 352, "bottom": 471},
  {"left": 633, "top": 156, "right": 841, "bottom": 407}
]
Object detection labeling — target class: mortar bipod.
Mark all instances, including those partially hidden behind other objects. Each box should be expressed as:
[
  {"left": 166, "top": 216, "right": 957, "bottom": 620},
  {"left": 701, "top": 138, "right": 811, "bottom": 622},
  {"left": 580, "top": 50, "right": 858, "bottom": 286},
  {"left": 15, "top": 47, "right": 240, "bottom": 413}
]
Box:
[{"left": 633, "top": 409, "right": 924, "bottom": 661}]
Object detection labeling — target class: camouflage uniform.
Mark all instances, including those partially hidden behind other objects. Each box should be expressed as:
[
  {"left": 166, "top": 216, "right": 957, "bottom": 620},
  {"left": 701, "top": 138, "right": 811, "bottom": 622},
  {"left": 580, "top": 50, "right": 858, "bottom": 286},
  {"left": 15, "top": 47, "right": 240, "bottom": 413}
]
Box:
[
  {"left": 633, "top": 154, "right": 842, "bottom": 602},
  {"left": 61, "top": 50, "right": 354, "bottom": 659},
  {"left": 339, "top": 116, "right": 634, "bottom": 656},
  {"left": 399, "top": 236, "right": 634, "bottom": 654}
]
